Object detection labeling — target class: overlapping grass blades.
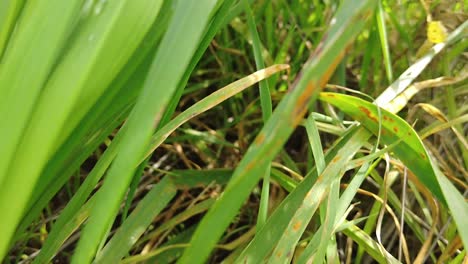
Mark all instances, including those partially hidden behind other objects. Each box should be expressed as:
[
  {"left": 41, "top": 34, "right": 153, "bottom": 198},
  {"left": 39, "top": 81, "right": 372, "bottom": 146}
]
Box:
[
  {"left": 319, "top": 92, "right": 468, "bottom": 248},
  {"left": 71, "top": 2, "right": 219, "bottom": 262},
  {"left": 178, "top": 1, "right": 377, "bottom": 263}
]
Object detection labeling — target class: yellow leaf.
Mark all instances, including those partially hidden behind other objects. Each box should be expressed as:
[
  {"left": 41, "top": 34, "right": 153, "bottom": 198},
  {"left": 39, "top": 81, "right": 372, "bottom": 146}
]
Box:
[{"left": 427, "top": 21, "right": 448, "bottom": 44}]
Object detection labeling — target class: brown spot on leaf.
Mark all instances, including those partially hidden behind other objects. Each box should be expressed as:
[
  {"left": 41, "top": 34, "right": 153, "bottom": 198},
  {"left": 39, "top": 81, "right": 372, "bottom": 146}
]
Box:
[
  {"left": 332, "top": 156, "right": 340, "bottom": 163},
  {"left": 393, "top": 127, "right": 398, "bottom": 133},
  {"left": 316, "top": 174, "right": 324, "bottom": 183},
  {"left": 358, "top": 106, "right": 378, "bottom": 122},
  {"left": 256, "top": 133, "right": 265, "bottom": 144},
  {"left": 245, "top": 161, "right": 255, "bottom": 171},
  {"left": 293, "top": 221, "right": 302, "bottom": 231}
]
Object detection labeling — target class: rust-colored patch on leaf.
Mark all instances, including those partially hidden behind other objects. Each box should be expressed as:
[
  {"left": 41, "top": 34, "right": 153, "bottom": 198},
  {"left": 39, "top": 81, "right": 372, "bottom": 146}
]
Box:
[
  {"left": 256, "top": 133, "right": 265, "bottom": 144},
  {"left": 291, "top": 81, "right": 318, "bottom": 125},
  {"left": 276, "top": 251, "right": 282, "bottom": 258},
  {"left": 293, "top": 221, "right": 302, "bottom": 231},
  {"left": 420, "top": 153, "right": 426, "bottom": 159},
  {"left": 393, "top": 127, "right": 398, "bottom": 133},
  {"left": 407, "top": 132, "right": 412, "bottom": 136},
  {"left": 358, "top": 106, "right": 378, "bottom": 122},
  {"left": 332, "top": 156, "right": 340, "bottom": 163},
  {"left": 291, "top": 41, "right": 346, "bottom": 127},
  {"left": 383, "top": 115, "right": 389, "bottom": 121},
  {"left": 245, "top": 161, "right": 256, "bottom": 171},
  {"left": 316, "top": 174, "right": 324, "bottom": 183}
]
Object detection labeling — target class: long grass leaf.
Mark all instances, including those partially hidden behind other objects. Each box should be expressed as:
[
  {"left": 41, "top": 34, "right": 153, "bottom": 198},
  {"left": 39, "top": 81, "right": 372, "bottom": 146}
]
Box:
[
  {"left": 94, "top": 177, "right": 177, "bottom": 263},
  {"left": 243, "top": 0, "right": 273, "bottom": 230},
  {"left": 71, "top": 2, "right": 219, "bottom": 262},
  {"left": 0, "top": 1, "right": 83, "bottom": 256}
]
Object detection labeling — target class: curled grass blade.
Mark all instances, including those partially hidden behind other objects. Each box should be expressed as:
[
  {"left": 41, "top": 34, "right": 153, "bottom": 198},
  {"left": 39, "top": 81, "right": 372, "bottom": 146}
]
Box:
[{"left": 320, "top": 92, "right": 468, "bottom": 247}]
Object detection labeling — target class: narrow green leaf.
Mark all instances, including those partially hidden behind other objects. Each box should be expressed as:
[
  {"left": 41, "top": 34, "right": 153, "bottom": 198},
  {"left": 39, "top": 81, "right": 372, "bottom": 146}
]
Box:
[
  {"left": 376, "top": 0, "right": 393, "bottom": 83},
  {"left": 95, "top": 178, "right": 177, "bottom": 263},
  {"left": 341, "top": 223, "right": 400, "bottom": 264},
  {"left": 243, "top": 0, "right": 273, "bottom": 230}
]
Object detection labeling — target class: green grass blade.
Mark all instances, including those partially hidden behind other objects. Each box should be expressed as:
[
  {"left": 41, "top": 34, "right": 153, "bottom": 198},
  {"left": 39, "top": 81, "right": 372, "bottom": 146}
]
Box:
[
  {"left": 32, "top": 197, "right": 97, "bottom": 264},
  {"left": 54, "top": 0, "right": 164, "bottom": 149},
  {"left": 321, "top": 92, "right": 444, "bottom": 200},
  {"left": 243, "top": 0, "right": 273, "bottom": 230},
  {"left": 18, "top": 4, "right": 173, "bottom": 234},
  {"left": 0, "top": 0, "right": 26, "bottom": 58},
  {"left": 341, "top": 223, "right": 400, "bottom": 264},
  {"left": 304, "top": 115, "right": 326, "bottom": 174},
  {"left": 376, "top": 0, "right": 393, "bottom": 83},
  {"left": 319, "top": 92, "right": 468, "bottom": 246},
  {"left": 235, "top": 126, "right": 369, "bottom": 263},
  {"left": 267, "top": 128, "right": 369, "bottom": 264},
  {"left": 142, "top": 65, "right": 289, "bottom": 160},
  {"left": 71, "top": 2, "right": 219, "bottom": 262},
  {"left": 94, "top": 177, "right": 177, "bottom": 263},
  {"left": 178, "top": 1, "right": 376, "bottom": 262},
  {"left": 158, "top": 0, "right": 238, "bottom": 127},
  {"left": 0, "top": 1, "right": 84, "bottom": 257},
  {"left": 295, "top": 157, "right": 379, "bottom": 263}
]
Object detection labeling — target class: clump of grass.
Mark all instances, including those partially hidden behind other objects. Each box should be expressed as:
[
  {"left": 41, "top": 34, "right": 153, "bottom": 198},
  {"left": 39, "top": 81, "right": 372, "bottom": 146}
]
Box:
[{"left": 1, "top": 0, "right": 466, "bottom": 263}]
